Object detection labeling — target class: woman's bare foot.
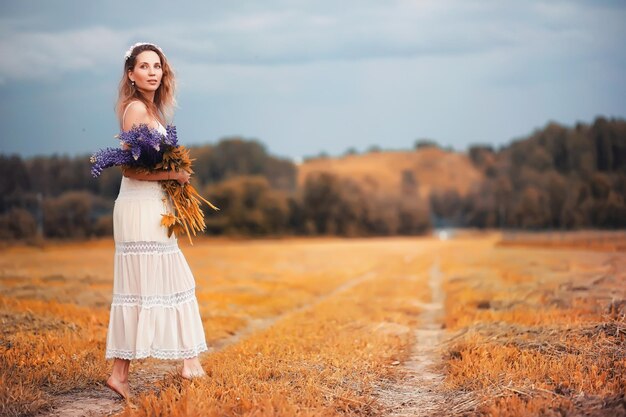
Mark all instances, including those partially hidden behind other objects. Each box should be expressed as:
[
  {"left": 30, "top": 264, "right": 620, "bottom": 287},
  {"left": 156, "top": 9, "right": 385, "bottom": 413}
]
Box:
[
  {"left": 106, "top": 375, "right": 131, "bottom": 399},
  {"left": 180, "top": 367, "right": 206, "bottom": 379},
  {"left": 180, "top": 357, "right": 206, "bottom": 380}
]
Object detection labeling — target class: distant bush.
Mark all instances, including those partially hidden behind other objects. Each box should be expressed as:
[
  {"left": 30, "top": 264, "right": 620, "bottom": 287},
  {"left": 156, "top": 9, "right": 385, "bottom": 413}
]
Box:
[
  {"left": 343, "top": 147, "right": 359, "bottom": 156},
  {"left": 42, "top": 191, "right": 112, "bottom": 239},
  {"left": 93, "top": 215, "right": 113, "bottom": 237},
  {"left": 298, "top": 172, "right": 431, "bottom": 236},
  {"left": 190, "top": 138, "right": 297, "bottom": 192},
  {"left": 0, "top": 208, "right": 37, "bottom": 240},
  {"left": 203, "top": 175, "right": 290, "bottom": 236},
  {"left": 414, "top": 139, "right": 439, "bottom": 150}
]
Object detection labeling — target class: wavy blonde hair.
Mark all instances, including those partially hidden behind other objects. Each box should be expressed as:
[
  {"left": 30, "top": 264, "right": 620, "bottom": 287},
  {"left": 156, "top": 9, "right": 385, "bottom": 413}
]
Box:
[{"left": 115, "top": 43, "right": 177, "bottom": 127}]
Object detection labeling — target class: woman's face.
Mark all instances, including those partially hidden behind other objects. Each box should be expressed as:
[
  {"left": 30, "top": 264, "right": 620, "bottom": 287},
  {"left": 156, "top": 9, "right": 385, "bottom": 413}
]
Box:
[{"left": 128, "top": 50, "right": 163, "bottom": 93}]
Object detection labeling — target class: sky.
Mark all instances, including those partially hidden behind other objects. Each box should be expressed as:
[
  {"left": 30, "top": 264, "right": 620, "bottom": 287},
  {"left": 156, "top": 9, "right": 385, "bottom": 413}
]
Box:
[{"left": 0, "top": 0, "right": 625, "bottom": 162}]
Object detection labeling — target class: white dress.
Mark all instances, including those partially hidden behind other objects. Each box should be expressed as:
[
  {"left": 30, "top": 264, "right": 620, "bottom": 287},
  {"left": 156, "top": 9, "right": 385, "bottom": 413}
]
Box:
[{"left": 105, "top": 111, "right": 208, "bottom": 360}]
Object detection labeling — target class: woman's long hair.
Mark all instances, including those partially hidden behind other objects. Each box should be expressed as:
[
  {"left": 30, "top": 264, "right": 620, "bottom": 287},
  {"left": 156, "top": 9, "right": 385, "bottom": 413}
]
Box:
[{"left": 116, "top": 43, "right": 176, "bottom": 128}]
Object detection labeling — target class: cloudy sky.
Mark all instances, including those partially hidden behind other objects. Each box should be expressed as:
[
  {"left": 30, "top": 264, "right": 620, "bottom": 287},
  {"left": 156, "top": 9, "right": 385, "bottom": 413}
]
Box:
[{"left": 1, "top": 0, "right": 625, "bottom": 162}]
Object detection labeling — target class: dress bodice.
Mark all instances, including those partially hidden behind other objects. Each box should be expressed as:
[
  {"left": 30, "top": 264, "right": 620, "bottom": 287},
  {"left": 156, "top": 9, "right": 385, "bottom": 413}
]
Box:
[{"left": 155, "top": 120, "right": 167, "bottom": 136}]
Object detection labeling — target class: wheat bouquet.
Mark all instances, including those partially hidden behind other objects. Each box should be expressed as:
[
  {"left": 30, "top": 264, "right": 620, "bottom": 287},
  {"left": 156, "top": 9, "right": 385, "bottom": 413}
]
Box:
[{"left": 90, "top": 124, "right": 219, "bottom": 244}]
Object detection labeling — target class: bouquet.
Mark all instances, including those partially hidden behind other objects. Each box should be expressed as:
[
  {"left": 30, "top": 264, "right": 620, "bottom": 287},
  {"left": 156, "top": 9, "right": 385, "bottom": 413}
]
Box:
[{"left": 90, "top": 124, "right": 219, "bottom": 244}]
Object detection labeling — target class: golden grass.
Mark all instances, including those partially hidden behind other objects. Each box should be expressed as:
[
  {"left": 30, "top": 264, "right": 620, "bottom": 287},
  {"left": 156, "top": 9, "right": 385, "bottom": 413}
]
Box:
[
  {"left": 440, "top": 238, "right": 626, "bottom": 416},
  {"left": 1, "top": 234, "right": 623, "bottom": 416},
  {"left": 0, "top": 236, "right": 433, "bottom": 416},
  {"left": 498, "top": 230, "right": 626, "bottom": 252},
  {"left": 0, "top": 297, "right": 110, "bottom": 416}
]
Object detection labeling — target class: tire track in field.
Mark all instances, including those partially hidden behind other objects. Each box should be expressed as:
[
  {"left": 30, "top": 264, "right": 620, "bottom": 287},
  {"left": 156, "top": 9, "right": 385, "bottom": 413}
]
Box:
[
  {"left": 211, "top": 270, "right": 379, "bottom": 352},
  {"left": 373, "top": 255, "right": 452, "bottom": 416},
  {"left": 36, "top": 269, "right": 381, "bottom": 417}
]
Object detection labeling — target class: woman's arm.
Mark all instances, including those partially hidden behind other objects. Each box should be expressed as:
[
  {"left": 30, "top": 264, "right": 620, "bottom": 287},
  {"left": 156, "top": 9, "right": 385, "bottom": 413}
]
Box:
[
  {"left": 122, "top": 166, "right": 190, "bottom": 183},
  {"left": 119, "top": 143, "right": 191, "bottom": 183}
]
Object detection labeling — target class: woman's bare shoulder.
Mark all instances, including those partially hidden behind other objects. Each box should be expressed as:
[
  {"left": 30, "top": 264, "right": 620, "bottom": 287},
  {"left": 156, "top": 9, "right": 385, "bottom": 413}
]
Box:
[{"left": 122, "top": 101, "right": 151, "bottom": 131}]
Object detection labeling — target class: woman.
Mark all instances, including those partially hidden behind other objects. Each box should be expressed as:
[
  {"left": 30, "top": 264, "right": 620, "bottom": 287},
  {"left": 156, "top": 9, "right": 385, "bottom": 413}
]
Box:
[{"left": 105, "top": 42, "right": 208, "bottom": 400}]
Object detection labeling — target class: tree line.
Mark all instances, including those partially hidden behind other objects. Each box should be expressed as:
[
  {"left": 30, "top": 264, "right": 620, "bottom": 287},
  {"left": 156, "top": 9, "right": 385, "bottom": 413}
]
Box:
[
  {"left": 440, "top": 117, "right": 626, "bottom": 229},
  {"left": 1, "top": 116, "right": 624, "bottom": 241}
]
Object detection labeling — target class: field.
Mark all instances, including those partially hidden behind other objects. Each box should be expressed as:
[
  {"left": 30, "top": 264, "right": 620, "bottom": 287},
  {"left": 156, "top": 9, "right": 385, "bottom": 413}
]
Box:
[
  {"left": 298, "top": 147, "right": 483, "bottom": 199},
  {"left": 0, "top": 232, "right": 624, "bottom": 416}
]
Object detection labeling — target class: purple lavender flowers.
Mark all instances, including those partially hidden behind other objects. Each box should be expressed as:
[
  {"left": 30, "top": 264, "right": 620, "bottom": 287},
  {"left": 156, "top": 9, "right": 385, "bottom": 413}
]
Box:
[
  {"left": 90, "top": 124, "right": 177, "bottom": 178},
  {"left": 90, "top": 147, "right": 134, "bottom": 178}
]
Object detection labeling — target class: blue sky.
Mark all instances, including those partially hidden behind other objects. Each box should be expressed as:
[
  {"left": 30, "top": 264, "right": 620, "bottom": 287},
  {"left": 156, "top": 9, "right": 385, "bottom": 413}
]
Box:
[{"left": 1, "top": 0, "right": 625, "bottom": 162}]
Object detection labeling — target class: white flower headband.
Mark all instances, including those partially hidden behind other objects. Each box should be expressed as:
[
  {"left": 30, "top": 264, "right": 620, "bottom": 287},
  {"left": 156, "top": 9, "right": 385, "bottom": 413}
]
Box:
[{"left": 124, "top": 42, "right": 164, "bottom": 60}]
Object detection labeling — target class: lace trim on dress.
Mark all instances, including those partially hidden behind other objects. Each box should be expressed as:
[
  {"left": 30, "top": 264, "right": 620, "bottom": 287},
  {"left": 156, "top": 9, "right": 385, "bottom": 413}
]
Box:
[
  {"left": 111, "top": 287, "right": 197, "bottom": 308},
  {"left": 105, "top": 341, "right": 209, "bottom": 360},
  {"left": 116, "top": 240, "right": 180, "bottom": 255}
]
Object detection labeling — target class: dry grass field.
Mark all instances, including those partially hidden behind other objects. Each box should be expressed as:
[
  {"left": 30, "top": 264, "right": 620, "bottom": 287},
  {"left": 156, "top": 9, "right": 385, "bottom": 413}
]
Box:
[
  {"left": 298, "top": 148, "right": 483, "bottom": 199},
  {"left": 0, "top": 231, "right": 624, "bottom": 416}
]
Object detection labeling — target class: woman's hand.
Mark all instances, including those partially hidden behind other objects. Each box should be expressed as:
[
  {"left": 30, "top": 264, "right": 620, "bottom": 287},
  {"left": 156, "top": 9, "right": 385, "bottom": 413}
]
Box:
[{"left": 175, "top": 169, "right": 191, "bottom": 185}]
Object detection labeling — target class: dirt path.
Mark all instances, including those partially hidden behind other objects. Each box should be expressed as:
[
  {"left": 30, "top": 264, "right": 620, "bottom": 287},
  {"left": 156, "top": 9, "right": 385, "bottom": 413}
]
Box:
[{"left": 373, "top": 256, "right": 459, "bottom": 416}]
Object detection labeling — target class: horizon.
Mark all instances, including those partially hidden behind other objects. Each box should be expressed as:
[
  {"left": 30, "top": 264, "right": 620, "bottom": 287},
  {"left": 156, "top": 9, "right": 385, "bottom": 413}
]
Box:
[{"left": 2, "top": 114, "right": 619, "bottom": 163}]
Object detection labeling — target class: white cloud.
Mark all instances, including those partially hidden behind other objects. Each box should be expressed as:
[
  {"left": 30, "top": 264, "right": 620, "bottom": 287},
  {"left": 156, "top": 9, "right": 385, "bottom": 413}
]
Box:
[
  {"left": 0, "top": 26, "right": 130, "bottom": 81},
  {"left": 0, "top": 2, "right": 520, "bottom": 82},
  {"left": 0, "top": 0, "right": 624, "bottom": 88}
]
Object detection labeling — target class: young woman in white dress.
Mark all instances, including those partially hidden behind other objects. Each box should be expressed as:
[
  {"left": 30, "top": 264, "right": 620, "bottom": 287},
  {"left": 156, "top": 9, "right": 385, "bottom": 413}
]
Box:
[{"left": 105, "top": 42, "right": 208, "bottom": 400}]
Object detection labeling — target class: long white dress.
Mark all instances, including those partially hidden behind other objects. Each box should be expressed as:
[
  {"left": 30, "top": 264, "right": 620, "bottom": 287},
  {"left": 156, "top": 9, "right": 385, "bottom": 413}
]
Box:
[{"left": 105, "top": 114, "right": 208, "bottom": 360}]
